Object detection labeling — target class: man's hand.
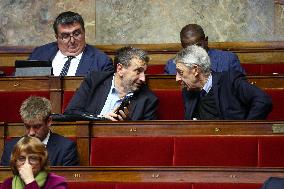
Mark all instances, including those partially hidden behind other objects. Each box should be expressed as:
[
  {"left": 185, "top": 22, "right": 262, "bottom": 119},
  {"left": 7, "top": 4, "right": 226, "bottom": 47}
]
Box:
[{"left": 104, "top": 107, "right": 131, "bottom": 121}]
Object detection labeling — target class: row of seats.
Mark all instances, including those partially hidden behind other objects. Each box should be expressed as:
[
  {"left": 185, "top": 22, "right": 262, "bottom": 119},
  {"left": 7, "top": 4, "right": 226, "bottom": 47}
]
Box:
[
  {"left": 1, "top": 63, "right": 284, "bottom": 76},
  {"left": 91, "top": 136, "right": 284, "bottom": 167},
  {"left": 2, "top": 122, "right": 284, "bottom": 167},
  {"left": 0, "top": 181, "right": 263, "bottom": 189},
  {"left": 145, "top": 63, "right": 284, "bottom": 75},
  {"left": 68, "top": 182, "right": 262, "bottom": 189},
  {"left": 0, "top": 75, "right": 283, "bottom": 122},
  {"left": 1, "top": 165, "right": 274, "bottom": 189}
]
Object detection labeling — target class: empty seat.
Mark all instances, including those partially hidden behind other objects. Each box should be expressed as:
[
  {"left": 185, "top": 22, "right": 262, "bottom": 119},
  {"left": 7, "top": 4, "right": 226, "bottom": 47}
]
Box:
[
  {"left": 173, "top": 136, "right": 258, "bottom": 166},
  {"left": 91, "top": 137, "right": 174, "bottom": 166}
]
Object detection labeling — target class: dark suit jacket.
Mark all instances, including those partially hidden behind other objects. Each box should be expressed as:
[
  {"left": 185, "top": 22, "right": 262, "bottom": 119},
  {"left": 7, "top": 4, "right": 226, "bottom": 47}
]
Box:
[
  {"left": 29, "top": 42, "right": 113, "bottom": 76},
  {"left": 64, "top": 71, "right": 158, "bottom": 120},
  {"left": 261, "top": 177, "right": 284, "bottom": 189},
  {"left": 0, "top": 132, "right": 79, "bottom": 166},
  {"left": 165, "top": 48, "right": 245, "bottom": 74},
  {"left": 184, "top": 70, "right": 272, "bottom": 120}
]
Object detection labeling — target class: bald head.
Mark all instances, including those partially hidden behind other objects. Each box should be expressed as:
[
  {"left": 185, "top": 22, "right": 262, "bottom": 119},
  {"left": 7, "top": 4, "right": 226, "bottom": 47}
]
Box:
[{"left": 180, "top": 24, "right": 208, "bottom": 50}]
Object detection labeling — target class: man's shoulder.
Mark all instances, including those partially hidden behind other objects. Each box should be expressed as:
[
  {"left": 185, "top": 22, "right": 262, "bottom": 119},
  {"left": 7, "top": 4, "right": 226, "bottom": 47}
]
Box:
[
  {"left": 262, "top": 177, "right": 284, "bottom": 188},
  {"left": 4, "top": 138, "right": 20, "bottom": 148},
  {"left": 85, "top": 44, "right": 109, "bottom": 56},
  {"left": 33, "top": 42, "right": 58, "bottom": 51},
  {"left": 209, "top": 48, "right": 237, "bottom": 59},
  {"left": 50, "top": 132, "right": 74, "bottom": 145}
]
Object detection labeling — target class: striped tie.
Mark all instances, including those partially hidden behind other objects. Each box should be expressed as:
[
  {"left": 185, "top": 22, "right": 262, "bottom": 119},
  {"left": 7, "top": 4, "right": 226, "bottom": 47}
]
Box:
[{"left": 60, "top": 56, "right": 75, "bottom": 76}]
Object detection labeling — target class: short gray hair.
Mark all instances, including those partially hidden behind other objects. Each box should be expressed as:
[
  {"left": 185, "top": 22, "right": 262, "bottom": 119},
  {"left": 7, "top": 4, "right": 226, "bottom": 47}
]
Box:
[
  {"left": 175, "top": 45, "right": 211, "bottom": 74},
  {"left": 114, "top": 46, "right": 149, "bottom": 71},
  {"left": 20, "top": 96, "right": 51, "bottom": 123}
]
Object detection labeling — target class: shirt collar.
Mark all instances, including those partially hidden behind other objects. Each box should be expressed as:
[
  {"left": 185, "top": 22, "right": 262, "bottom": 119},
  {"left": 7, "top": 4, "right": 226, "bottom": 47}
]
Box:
[
  {"left": 41, "top": 130, "right": 50, "bottom": 146},
  {"left": 202, "top": 74, "right": 212, "bottom": 93},
  {"left": 58, "top": 50, "right": 83, "bottom": 60},
  {"left": 110, "top": 75, "right": 119, "bottom": 95}
]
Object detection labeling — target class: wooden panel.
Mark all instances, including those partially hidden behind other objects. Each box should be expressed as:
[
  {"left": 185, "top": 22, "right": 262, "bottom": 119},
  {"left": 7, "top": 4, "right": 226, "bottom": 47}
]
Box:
[
  {"left": 60, "top": 75, "right": 284, "bottom": 92},
  {"left": 62, "top": 77, "right": 83, "bottom": 91},
  {"left": 146, "top": 75, "right": 284, "bottom": 90},
  {"left": 1, "top": 167, "right": 284, "bottom": 183},
  {"left": 0, "top": 77, "right": 50, "bottom": 91},
  {"left": 90, "top": 121, "right": 282, "bottom": 137},
  {"left": 1, "top": 42, "right": 284, "bottom": 67}
]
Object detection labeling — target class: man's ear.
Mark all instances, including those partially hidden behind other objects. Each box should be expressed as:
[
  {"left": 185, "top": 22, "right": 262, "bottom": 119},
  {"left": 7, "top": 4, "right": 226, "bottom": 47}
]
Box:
[
  {"left": 116, "top": 63, "right": 124, "bottom": 76},
  {"left": 47, "top": 116, "right": 52, "bottom": 127},
  {"left": 203, "top": 36, "right": 209, "bottom": 50},
  {"left": 192, "top": 65, "right": 200, "bottom": 77}
]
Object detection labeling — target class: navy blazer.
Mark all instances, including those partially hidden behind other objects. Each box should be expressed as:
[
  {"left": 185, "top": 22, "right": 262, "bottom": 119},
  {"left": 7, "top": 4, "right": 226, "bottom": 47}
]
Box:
[
  {"left": 165, "top": 48, "right": 245, "bottom": 74},
  {"left": 0, "top": 132, "right": 79, "bottom": 166},
  {"left": 64, "top": 71, "right": 158, "bottom": 120},
  {"left": 184, "top": 70, "right": 272, "bottom": 120},
  {"left": 261, "top": 177, "right": 284, "bottom": 189},
  {"left": 29, "top": 42, "right": 114, "bottom": 76}
]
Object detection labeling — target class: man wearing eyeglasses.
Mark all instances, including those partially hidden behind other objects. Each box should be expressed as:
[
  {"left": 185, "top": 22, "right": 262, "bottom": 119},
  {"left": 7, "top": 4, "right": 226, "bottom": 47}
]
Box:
[
  {"left": 1, "top": 96, "right": 79, "bottom": 166},
  {"left": 165, "top": 24, "right": 245, "bottom": 74},
  {"left": 29, "top": 11, "right": 113, "bottom": 76}
]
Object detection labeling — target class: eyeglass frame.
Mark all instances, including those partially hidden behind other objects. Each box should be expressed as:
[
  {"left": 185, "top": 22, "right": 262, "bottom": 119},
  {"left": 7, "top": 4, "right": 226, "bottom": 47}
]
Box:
[
  {"left": 57, "top": 29, "right": 84, "bottom": 43},
  {"left": 16, "top": 154, "right": 41, "bottom": 165}
]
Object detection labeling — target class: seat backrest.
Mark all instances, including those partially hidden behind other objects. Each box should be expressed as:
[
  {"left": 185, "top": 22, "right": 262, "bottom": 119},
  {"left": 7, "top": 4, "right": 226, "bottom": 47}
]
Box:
[
  {"left": 173, "top": 136, "right": 258, "bottom": 166},
  {"left": 116, "top": 182, "right": 192, "bottom": 189},
  {"left": 153, "top": 89, "right": 184, "bottom": 120},
  {"left": 258, "top": 136, "right": 284, "bottom": 167},
  {"left": 68, "top": 182, "right": 116, "bottom": 189},
  {"left": 0, "top": 92, "right": 50, "bottom": 122},
  {"left": 90, "top": 137, "right": 174, "bottom": 166},
  {"left": 193, "top": 183, "right": 262, "bottom": 189},
  {"left": 265, "top": 89, "right": 284, "bottom": 120}
]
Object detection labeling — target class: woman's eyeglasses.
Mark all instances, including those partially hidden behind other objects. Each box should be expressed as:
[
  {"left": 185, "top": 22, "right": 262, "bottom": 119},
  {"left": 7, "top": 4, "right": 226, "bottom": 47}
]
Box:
[{"left": 17, "top": 155, "right": 40, "bottom": 165}]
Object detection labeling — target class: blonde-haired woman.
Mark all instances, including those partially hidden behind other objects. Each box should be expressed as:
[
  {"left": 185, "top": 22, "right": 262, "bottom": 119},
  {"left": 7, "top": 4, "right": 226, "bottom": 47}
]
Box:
[{"left": 1, "top": 136, "right": 67, "bottom": 189}]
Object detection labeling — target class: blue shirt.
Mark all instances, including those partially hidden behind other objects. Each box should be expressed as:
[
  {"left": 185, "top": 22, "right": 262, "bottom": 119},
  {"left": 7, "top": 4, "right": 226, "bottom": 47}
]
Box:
[
  {"left": 203, "top": 74, "right": 212, "bottom": 93},
  {"left": 99, "top": 76, "right": 123, "bottom": 115},
  {"left": 164, "top": 48, "right": 245, "bottom": 74}
]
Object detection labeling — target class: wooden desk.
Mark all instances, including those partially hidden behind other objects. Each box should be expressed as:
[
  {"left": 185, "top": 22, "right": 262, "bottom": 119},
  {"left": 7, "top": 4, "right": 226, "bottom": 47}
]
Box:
[
  {"left": 1, "top": 166, "right": 284, "bottom": 183},
  {"left": 1, "top": 42, "right": 284, "bottom": 66},
  {"left": 90, "top": 120, "right": 284, "bottom": 137}
]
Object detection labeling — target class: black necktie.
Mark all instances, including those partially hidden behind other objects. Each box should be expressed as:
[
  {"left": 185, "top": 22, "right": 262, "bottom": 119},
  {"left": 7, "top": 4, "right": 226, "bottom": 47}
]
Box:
[
  {"left": 60, "top": 56, "right": 75, "bottom": 76},
  {"left": 200, "top": 89, "right": 206, "bottom": 98}
]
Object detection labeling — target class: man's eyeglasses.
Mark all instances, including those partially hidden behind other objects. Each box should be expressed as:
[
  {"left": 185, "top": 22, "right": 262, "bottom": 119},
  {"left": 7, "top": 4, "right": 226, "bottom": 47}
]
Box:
[
  {"left": 17, "top": 155, "right": 40, "bottom": 165},
  {"left": 58, "top": 29, "right": 83, "bottom": 43}
]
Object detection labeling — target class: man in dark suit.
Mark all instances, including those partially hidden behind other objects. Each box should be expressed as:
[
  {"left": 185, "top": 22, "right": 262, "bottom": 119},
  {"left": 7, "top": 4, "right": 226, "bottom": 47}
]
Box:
[
  {"left": 261, "top": 177, "right": 284, "bottom": 189},
  {"left": 1, "top": 96, "right": 79, "bottom": 166},
  {"left": 29, "top": 11, "right": 113, "bottom": 76},
  {"left": 64, "top": 46, "right": 158, "bottom": 121},
  {"left": 175, "top": 45, "right": 272, "bottom": 120},
  {"left": 165, "top": 24, "right": 245, "bottom": 74}
]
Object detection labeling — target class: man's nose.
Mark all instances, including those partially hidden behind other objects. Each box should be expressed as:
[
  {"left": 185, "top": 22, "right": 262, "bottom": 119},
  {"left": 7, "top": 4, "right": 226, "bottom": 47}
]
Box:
[
  {"left": 176, "top": 73, "right": 181, "bottom": 82},
  {"left": 28, "top": 128, "right": 36, "bottom": 136},
  {"left": 139, "top": 72, "right": 145, "bottom": 82},
  {"left": 69, "top": 35, "right": 75, "bottom": 43}
]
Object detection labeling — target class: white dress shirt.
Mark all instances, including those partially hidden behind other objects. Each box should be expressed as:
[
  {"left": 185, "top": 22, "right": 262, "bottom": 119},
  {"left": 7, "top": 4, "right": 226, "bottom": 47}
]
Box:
[{"left": 52, "top": 50, "right": 83, "bottom": 76}]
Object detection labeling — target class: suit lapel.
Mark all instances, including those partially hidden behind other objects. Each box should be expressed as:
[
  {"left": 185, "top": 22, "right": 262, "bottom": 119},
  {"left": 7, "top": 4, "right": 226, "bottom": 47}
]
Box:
[
  {"left": 46, "top": 132, "right": 57, "bottom": 164},
  {"left": 76, "top": 45, "right": 92, "bottom": 76},
  {"left": 95, "top": 75, "right": 113, "bottom": 113},
  {"left": 212, "top": 72, "right": 223, "bottom": 119},
  {"left": 183, "top": 90, "right": 199, "bottom": 120}
]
